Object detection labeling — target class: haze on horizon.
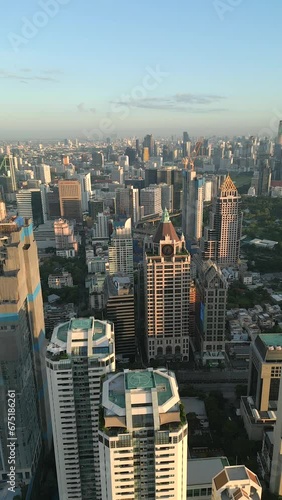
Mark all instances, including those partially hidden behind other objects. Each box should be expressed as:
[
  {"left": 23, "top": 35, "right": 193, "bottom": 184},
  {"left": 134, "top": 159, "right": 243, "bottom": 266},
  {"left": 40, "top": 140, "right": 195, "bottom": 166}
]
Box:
[{"left": 1, "top": 0, "right": 281, "bottom": 140}]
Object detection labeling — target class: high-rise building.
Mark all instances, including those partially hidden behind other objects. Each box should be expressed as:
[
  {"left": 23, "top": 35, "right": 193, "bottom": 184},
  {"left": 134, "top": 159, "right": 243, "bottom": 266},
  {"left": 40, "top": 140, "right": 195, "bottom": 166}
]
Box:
[
  {"left": 277, "top": 120, "right": 282, "bottom": 146},
  {"left": 46, "top": 316, "right": 115, "bottom": 500},
  {"left": 116, "top": 186, "right": 140, "bottom": 224},
  {"left": 140, "top": 185, "right": 162, "bottom": 216},
  {"left": 58, "top": 179, "right": 83, "bottom": 222},
  {"left": 143, "top": 134, "right": 154, "bottom": 156},
  {"left": 104, "top": 274, "right": 135, "bottom": 361},
  {"left": 0, "top": 155, "right": 17, "bottom": 200},
  {"left": 99, "top": 368, "right": 188, "bottom": 500},
  {"left": 202, "top": 175, "right": 242, "bottom": 267},
  {"left": 0, "top": 217, "right": 48, "bottom": 487},
  {"left": 93, "top": 212, "right": 109, "bottom": 239},
  {"left": 144, "top": 209, "right": 191, "bottom": 362},
  {"left": 143, "top": 146, "right": 150, "bottom": 162},
  {"left": 89, "top": 198, "right": 104, "bottom": 222},
  {"left": 54, "top": 218, "right": 79, "bottom": 258},
  {"left": 240, "top": 334, "right": 282, "bottom": 440},
  {"left": 195, "top": 259, "right": 227, "bottom": 365},
  {"left": 160, "top": 183, "right": 174, "bottom": 212},
  {"left": 270, "top": 372, "right": 282, "bottom": 495},
  {"left": 35, "top": 163, "right": 51, "bottom": 184},
  {"left": 46, "top": 185, "right": 61, "bottom": 219},
  {"left": 182, "top": 169, "right": 204, "bottom": 241},
  {"left": 16, "top": 188, "right": 47, "bottom": 226},
  {"left": 212, "top": 465, "right": 262, "bottom": 500},
  {"left": 108, "top": 218, "right": 133, "bottom": 283},
  {"left": 77, "top": 173, "right": 92, "bottom": 212}
]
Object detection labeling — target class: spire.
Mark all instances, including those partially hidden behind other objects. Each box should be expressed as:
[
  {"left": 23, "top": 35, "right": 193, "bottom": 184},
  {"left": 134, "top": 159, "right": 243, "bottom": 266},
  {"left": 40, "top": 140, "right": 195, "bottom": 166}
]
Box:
[
  {"left": 161, "top": 207, "right": 170, "bottom": 223},
  {"left": 220, "top": 174, "right": 237, "bottom": 193}
]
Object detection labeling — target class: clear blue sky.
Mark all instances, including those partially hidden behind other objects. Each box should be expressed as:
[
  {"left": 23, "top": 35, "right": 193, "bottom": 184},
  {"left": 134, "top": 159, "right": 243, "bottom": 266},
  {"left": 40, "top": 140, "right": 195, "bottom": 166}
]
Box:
[{"left": 0, "top": 0, "right": 281, "bottom": 139}]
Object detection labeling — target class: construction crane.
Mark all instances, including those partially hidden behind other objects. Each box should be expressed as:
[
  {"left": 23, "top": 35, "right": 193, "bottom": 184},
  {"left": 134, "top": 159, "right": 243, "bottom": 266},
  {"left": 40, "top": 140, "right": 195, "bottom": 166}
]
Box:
[{"left": 182, "top": 137, "right": 203, "bottom": 170}]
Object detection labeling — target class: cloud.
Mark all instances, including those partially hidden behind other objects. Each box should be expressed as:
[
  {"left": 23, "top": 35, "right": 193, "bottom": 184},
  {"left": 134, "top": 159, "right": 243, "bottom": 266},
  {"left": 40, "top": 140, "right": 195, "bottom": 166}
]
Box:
[
  {"left": 77, "top": 103, "right": 96, "bottom": 114},
  {"left": 40, "top": 69, "right": 63, "bottom": 75},
  {"left": 0, "top": 69, "right": 58, "bottom": 82},
  {"left": 111, "top": 93, "right": 227, "bottom": 113}
]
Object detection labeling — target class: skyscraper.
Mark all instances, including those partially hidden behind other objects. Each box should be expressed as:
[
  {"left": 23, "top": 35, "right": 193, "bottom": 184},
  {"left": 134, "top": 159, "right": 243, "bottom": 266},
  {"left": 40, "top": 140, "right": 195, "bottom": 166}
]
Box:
[
  {"left": 0, "top": 216, "right": 48, "bottom": 487},
  {"left": 46, "top": 316, "right": 115, "bottom": 500},
  {"left": 54, "top": 218, "right": 79, "bottom": 258},
  {"left": 0, "top": 155, "right": 17, "bottom": 200},
  {"left": 182, "top": 169, "right": 204, "bottom": 241},
  {"left": 16, "top": 188, "right": 47, "bottom": 226},
  {"left": 143, "top": 134, "right": 154, "bottom": 156},
  {"left": 277, "top": 120, "right": 282, "bottom": 146},
  {"left": 104, "top": 274, "right": 135, "bottom": 361},
  {"left": 116, "top": 186, "right": 140, "bottom": 224},
  {"left": 108, "top": 218, "right": 134, "bottom": 283},
  {"left": 144, "top": 209, "right": 191, "bottom": 362},
  {"left": 99, "top": 368, "right": 188, "bottom": 500},
  {"left": 202, "top": 174, "right": 242, "bottom": 267},
  {"left": 195, "top": 259, "right": 227, "bottom": 365},
  {"left": 58, "top": 179, "right": 83, "bottom": 222}
]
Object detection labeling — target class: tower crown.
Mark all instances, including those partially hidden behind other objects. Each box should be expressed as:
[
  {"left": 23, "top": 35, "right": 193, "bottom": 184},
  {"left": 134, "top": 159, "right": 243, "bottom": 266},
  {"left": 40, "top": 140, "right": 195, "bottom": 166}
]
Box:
[{"left": 220, "top": 174, "right": 238, "bottom": 194}]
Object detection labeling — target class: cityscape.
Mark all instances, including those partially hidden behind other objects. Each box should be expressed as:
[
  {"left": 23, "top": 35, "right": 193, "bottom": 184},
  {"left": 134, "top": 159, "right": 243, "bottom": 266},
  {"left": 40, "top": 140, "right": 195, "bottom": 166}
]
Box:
[{"left": 1, "top": 1, "right": 282, "bottom": 500}]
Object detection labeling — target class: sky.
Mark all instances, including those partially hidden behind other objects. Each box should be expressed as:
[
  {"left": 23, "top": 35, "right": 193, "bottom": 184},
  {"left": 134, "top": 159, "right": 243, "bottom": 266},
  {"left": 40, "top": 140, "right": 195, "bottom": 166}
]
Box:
[{"left": 0, "top": 0, "right": 282, "bottom": 140}]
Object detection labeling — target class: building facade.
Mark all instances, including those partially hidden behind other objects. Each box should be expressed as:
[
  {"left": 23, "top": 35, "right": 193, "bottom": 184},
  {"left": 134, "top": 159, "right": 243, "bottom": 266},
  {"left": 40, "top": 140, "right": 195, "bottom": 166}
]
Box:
[
  {"left": 58, "top": 180, "right": 83, "bottom": 222},
  {"left": 54, "top": 218, "right": 79, "bottom": 258},
  {"left": 144, "top": 209, "right": 191, "bottom": 362},
  {"left": 46, "top": 317, "right": 115, "bottom": 500},
  {"left": 0, "top": 216, "right": 48, "bottom": 486},
  {"left": 140, "top": 185, "right": 162, "bottom": 216},
  {"left": 99, "top": 368, "right": 188, "bottom": 500},
  {"left": 195, "top": 260, "right": 227, "bottom": 365}
]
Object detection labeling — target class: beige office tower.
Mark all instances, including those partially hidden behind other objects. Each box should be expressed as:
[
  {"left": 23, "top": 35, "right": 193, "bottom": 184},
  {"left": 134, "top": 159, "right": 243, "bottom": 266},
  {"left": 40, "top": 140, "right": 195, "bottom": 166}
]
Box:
[
  {"left": 144, "top": 209, "right": 191, "bottom": 362},
  {"left": 58, "top": 179, "right": 82, "bottom": 222},
  {"left": 99, "top": 368, "right": 188, "bottom": 500},
  {"left": 270, "top": 373, "right": 282, "bottom": 495},
  {"left": 0, "top": 217, "right": 48, "bottom": 486},
  {"left": 202, "top": 174, "right": 242, "bottom": 267},
  {"left": 46, "top": 317, "right": 115, "bottom": 500},
  {"left": 212, "top": 465, "right": 262, "bottom": 500}
]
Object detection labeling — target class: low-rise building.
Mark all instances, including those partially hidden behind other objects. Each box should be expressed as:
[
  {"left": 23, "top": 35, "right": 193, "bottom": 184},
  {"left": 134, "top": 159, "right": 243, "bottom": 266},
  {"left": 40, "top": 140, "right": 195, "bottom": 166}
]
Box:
[
  {"left": 48, "top": 271, "right": 73, "bottom": 289},
  {"left": 187, "top": 457, "right": 229, "bottom": 500},
  {"left": 212, "top": 465, "right": 262, "bottom": 500}
]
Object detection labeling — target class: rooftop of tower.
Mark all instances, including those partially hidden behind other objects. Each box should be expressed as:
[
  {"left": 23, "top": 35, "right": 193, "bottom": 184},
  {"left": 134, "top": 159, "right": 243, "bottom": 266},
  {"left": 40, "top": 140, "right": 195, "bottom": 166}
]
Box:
[
  {"left": 220, "top": 174, "right": 238, "bottom": 193},
  {"left": 152, "top": 208, "right": 180, "bottom": 244}
]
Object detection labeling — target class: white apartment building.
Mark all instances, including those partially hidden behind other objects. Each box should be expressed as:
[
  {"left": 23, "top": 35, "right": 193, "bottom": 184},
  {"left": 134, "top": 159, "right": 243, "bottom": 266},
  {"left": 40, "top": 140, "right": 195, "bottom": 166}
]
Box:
[
  {"left": 99, "top": 368, "right": 188, "bottom": 500},
  {"left": 144, "top": 209, "right": 191, "bottom": 362},
  {"left": 46, "top": 317, "right": 115, "bottom": 500},
  {"left": 54, "top": 218, "right": 79, "bottom": 258},
  {"left": 93, "top": 212, "right": 109, "bottom": 239},
  {"left": 108, "top": 218, "right": 133, "bottom": 283}
]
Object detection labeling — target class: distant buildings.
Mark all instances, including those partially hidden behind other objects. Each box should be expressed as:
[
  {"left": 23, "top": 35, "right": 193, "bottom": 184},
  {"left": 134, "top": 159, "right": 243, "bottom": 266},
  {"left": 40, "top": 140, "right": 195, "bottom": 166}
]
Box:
[
  {"left": 116, "top": 186, "right": 140, "bottom": 224},
  {"left": 46, "top": 317, "right": 115, "bottom": 500},
  {"left": 48, "top": 271, "right": 73, "bottom": 289},
  {"left": 144, "top": 209, "right": 191, "bottom": 362},
  {"left": 99, "top": 368, "right": 187, "bottom": 500},
  {"left": 202, "top": 175, "right": 242, "bottom": 267}
]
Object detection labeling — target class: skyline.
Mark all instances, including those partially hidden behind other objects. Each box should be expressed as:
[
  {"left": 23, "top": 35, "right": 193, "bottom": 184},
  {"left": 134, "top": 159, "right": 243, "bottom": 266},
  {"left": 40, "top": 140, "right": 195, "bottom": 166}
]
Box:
[{"left": 1, "top": 0, "right": 282, "bottom": 138}]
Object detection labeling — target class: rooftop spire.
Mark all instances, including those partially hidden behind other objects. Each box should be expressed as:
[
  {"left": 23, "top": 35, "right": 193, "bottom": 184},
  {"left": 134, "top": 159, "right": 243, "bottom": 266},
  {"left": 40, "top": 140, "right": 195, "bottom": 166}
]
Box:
[
  {"left": 220, "top": 174, "right": 237, "bottom": 192},
  {"left": 161, "top": 208, "right": 170, "bottom": 223}
]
